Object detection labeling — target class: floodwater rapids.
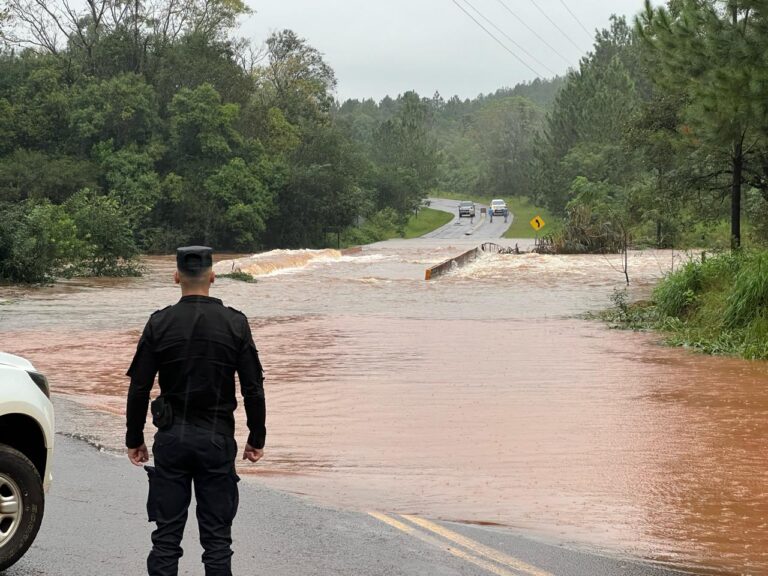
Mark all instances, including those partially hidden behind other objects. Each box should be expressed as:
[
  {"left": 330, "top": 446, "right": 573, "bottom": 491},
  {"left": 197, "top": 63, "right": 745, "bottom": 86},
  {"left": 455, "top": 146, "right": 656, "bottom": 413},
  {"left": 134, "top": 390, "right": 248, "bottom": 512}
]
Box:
[{"left": 1, "top": 238, "right": 767, "bottom": 575}]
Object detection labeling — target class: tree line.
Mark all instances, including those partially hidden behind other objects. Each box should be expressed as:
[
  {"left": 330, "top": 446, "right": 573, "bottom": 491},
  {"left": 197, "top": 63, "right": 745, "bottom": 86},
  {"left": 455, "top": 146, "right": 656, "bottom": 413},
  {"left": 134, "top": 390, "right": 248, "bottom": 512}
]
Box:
[
  {"left": 2, "top": 0, "right": 766, "bottom": 282},
  {"left": 0, "top": 0, "right": 563, "bottom": 282},
  {"left": 533, "top": 1, "right": 768, "bottom": 253}
]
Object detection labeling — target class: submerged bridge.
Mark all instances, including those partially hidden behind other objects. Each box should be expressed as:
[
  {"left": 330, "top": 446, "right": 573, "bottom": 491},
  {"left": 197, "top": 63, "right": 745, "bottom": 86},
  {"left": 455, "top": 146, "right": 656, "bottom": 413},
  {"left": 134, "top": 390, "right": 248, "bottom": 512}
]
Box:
[{"left": 424, "top": 243, "right": 522, "bottom": 280}]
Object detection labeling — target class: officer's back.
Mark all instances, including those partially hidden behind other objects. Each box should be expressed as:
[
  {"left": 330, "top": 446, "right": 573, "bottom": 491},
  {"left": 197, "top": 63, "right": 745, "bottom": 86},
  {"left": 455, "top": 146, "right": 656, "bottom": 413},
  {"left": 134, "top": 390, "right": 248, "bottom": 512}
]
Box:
[
  {"left": 126, "top": 246, "right": 265, "bottom": 576},
  {"left": 147, "top": 296, "right": 251, "bottom": 433}
]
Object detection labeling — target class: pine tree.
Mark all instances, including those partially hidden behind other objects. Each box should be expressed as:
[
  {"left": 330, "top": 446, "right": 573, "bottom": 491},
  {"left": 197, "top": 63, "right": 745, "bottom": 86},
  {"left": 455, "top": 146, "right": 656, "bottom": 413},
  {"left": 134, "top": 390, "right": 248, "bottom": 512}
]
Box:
[{"left": 638, "top": 0, "right": 768, "bottom": 248}]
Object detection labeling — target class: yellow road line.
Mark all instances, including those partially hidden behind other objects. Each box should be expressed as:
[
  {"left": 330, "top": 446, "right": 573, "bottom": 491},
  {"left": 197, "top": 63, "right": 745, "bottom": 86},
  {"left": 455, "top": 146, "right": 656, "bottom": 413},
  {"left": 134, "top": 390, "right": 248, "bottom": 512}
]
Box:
[
  {"left": 402, "top": 515, "right": 553, "bottom": 576},
  {"left": 369, "top": 512, "right": 519, "bottom": 576}
]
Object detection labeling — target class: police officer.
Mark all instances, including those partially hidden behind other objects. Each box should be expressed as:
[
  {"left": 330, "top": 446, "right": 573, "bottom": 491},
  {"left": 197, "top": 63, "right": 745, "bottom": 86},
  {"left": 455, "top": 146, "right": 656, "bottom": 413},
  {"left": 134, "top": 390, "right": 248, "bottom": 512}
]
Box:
[{"left": 125, "top": 246, "right": 266, "bottom": 576}]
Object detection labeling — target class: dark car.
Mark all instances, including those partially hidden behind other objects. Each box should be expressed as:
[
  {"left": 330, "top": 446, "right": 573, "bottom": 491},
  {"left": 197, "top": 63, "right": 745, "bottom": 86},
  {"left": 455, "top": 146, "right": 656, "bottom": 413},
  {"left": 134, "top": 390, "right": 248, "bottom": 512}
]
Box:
[{"left": 458, "top": 201, "right": 476, "bottom": 218}]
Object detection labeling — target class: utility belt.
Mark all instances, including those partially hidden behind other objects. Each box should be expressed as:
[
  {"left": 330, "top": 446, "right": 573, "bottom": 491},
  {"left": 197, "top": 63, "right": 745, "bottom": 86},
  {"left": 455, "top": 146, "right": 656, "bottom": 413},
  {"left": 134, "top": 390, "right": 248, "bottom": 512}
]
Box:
[
  {"left": 150, "top": 396, "right": 174, "bottom": 430},
  {"left": 150, "top": 396, "right": 226, "bottom": 434}
]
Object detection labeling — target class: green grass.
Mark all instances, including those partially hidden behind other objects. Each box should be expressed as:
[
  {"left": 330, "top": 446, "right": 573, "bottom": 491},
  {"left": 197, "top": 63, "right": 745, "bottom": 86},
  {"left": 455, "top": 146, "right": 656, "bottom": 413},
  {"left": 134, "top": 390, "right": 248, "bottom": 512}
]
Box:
[
  {"left": 502, "top": 197, "right": 559, "bottom": 239},
  {"left": 602, "top": 250, "right": 768, "bottom": 360},
  {"left": 432, "top": 192, "right": 560, "bottom": 238},
  {"left": 402, "top": 207, "right": 454, "bottom": 239},
  {"left": 334, "top": 206, "right": 454, "bottom": 247}
]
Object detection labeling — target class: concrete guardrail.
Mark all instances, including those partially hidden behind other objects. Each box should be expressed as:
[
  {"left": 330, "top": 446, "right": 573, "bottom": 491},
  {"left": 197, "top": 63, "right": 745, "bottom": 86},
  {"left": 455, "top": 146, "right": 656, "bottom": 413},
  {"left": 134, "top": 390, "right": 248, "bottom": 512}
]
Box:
[{"left": 425, "top": 247, "right": 481, "bottom": 280}]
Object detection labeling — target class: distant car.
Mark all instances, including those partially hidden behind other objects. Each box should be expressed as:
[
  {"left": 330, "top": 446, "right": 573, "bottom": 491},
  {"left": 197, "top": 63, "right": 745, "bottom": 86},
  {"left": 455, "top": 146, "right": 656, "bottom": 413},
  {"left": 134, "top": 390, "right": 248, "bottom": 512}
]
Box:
[
  {"left": 490, "top": 199, "right": 507, "bottom": 216},
  {"left": 458, "top": 201, "right": 476, "bottom": 218},
  {"left": 0, "top": 352, "right": 54, "bottom": 571}
]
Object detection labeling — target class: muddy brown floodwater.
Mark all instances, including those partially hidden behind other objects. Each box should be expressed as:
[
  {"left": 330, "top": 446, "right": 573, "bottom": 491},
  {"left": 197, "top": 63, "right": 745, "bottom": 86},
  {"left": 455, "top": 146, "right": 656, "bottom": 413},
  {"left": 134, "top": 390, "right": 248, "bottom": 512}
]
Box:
[{"left": 2, "top": 239, "right": 767, "bottom": 575}]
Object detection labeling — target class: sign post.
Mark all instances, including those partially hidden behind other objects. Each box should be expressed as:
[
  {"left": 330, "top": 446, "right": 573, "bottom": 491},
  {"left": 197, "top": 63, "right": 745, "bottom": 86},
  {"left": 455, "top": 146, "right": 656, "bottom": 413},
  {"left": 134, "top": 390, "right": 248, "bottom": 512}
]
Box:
[{"left": 530, "top": 216, "right": 546, "bottom": 246}]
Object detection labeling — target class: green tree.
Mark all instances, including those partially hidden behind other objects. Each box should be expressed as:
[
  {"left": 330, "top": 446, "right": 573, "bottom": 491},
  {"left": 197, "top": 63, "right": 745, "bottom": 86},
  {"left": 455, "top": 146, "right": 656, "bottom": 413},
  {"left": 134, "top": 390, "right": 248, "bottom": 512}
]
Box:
[
  {"left": 3, "top": 0, "right": 251, "bottom": 67},
  {"left": 168, "top": 83, "right": 241, "bottom": 164},
  {"left": 2, "top": 57, "right": 71, "bottom": 151},
  {"left": 471, "top": 96, "right": 543, "bottom": 198},
  {"left": 254, "top": 29, "right": 337, "bottom": 125},
  {"left": 638, "top": 0, "right": 768, "bottom": 248},
  {"left": 0, "top": 201, "right": 82, "bottom": 283},
  {"left": 70, "top": 73, "right": 158, "bottom": 150},
  {"left": 0, "top": 149, "right": 98, "bottom": 203},
  {"left": 65, "top": 188, "right": 138, "bottom": 276},
  {"left": 150, "top": 31, "right": 255, "bottom": 110},
  {"left": 270, "top": 124, "right": 368, "bottom": 247},
  {"left": 624, "top": 88, "right": 690, "bottom": 246},
  {"left": 535, "top": 17, "right": 641, "bottom": 213},
  {"left": 373, "top": 91, "right": 438, "bottom": 216},
  {"left": 203, "top": 157, "right": 274, "bottom": 249},
  {"left": 93, "top": 142, "right": 162, "bottom": 234}
]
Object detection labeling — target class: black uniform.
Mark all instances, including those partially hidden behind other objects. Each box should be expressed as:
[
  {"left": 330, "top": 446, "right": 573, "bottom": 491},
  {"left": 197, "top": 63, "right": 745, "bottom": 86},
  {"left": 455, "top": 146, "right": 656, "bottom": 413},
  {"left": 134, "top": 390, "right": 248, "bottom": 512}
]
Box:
[{"left": 126, "top": 247, "right": 265, "bottom": 576}]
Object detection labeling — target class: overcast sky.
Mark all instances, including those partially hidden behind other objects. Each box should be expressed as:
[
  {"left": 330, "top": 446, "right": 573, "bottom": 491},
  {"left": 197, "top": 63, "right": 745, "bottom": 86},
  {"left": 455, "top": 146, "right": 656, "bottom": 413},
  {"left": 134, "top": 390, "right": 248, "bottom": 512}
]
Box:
[{"left": 240, "top": 0, "right": 660, "bottom": 101}]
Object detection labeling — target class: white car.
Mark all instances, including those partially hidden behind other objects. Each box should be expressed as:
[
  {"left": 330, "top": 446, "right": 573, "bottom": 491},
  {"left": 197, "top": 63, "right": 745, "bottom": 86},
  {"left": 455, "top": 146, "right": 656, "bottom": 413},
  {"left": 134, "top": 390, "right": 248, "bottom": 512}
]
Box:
[
  {"left": 490, "top": 199, "right": 507, "bottom": 216},
  {"left": 0, "top": 352, "right": 54, "bottom": 571}
]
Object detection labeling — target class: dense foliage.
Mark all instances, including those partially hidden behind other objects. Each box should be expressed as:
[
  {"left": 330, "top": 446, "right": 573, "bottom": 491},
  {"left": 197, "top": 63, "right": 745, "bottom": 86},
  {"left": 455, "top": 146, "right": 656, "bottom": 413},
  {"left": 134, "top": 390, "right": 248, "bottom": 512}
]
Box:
[
  {"left": 604, "top": 250, "right": 768, "bottom": 359},
  {"left": 534, "top": 2, "right": 768, "bottom": 252},
  {"left": 3, "top": 0, "right": 768, "bottom": 283},
  {"left": 0, "top": 0, "right": 563, "bottom": 282}
]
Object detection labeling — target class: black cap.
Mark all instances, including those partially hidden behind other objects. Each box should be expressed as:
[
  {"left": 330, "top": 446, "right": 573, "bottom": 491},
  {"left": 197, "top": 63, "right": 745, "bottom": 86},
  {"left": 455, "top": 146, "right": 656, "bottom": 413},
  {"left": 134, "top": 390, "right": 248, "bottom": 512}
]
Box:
[{"left": 176, "top": 246, "right": 213, "bottom": 273}]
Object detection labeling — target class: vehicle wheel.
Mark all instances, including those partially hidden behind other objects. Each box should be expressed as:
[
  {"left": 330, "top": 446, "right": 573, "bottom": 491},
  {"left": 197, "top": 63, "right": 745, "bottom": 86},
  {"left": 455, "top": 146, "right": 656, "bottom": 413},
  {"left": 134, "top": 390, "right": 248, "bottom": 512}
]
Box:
[{"left": 0, "top": 445, "right": 44, "bottom": 571}]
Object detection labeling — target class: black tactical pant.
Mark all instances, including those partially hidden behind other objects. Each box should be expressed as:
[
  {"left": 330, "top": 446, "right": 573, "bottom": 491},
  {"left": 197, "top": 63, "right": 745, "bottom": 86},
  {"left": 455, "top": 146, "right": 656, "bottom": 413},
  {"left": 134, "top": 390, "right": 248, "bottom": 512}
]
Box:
[{"left": 147, "top": 424, "right": 240, "bottom": 576}]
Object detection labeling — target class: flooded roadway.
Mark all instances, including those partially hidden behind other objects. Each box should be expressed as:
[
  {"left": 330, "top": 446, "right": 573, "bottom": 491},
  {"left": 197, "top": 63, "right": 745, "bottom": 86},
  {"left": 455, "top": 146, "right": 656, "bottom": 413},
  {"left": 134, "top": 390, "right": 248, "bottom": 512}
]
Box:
[{"left": 1, "top": 239, "right": 767, "bottom": 575}]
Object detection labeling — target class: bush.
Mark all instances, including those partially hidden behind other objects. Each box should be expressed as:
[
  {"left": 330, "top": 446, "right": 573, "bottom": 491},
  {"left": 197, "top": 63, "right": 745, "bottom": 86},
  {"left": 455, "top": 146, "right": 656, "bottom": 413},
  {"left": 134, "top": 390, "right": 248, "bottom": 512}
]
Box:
[
  {"left": 545, "top": 177, "right": 628, "bottom": 254},
  {"left": 140, "top": 227, "right": 187, "bottom": 254},
  {"left": 608, "top": 250, "right": 768, "bottom": 360},
  {"left": 740, "top": 312, "right": 768, "bottom": 359},
  {"left": 219, "top": 271, "right": 257, "bottom": 283},
  {"left": 0, "top": 191, "right": 140, "bottom": 283},
  {"left": 653, "top": 252, "right": 741, "bottom": 318},
  {"left": 66, "top": 189, "right": 140, "bottom": 276},
  {"left": 653, "top": 260, "right": 701, "bottom": 317},
  {"left": 600, "top": 288, "right": 658, "bottom": 329},
  {"left": 339, "top": 208, "right": 400, "bottom": 246},
  {"left": 0, "top": 201, "right": 82, "bottom": 283}
]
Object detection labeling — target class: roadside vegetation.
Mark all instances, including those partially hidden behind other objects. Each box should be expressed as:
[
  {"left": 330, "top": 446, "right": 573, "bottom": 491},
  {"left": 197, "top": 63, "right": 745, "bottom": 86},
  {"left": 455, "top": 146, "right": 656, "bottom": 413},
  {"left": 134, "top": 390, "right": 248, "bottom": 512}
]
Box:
[
  {"left": 602, "top": 250, "right": 768, "bottom": 360},
  {"left": 337, "top": 206, "right": 453, "bottom": 246},
  {"left": 436, "top": 192, "right": 559, "bottom": 239},
  {"left": 502, "top": 198, "right": 559, "bottom": 239},
  {"left": 402, "top": 208, "right": 454, "bottom": 239},
  {"left": 3, "top": 0, "right": 768, "bottom": 291}
]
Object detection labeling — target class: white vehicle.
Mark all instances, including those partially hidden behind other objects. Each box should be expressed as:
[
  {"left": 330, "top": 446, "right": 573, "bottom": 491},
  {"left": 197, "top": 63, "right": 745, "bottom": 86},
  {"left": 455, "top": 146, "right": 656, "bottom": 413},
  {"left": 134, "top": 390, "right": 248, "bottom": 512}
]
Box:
[
  {"left": 490, "top": 199, "right": 507, "bottom": 216},
  {"left": 0, "top": 352, "right": 54, "bottom": 571}
]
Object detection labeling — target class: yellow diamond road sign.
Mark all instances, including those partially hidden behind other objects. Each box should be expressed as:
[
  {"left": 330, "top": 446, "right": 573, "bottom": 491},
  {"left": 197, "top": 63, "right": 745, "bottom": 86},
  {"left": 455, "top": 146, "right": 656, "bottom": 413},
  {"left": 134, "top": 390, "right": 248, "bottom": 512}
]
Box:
[{"left": 530, "top": 216, "right": 546, "bottom": 231}]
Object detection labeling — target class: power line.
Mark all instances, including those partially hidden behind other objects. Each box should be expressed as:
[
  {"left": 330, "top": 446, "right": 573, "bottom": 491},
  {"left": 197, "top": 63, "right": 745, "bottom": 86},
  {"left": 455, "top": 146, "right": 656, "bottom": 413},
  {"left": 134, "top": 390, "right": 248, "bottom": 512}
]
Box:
[
  {"left": 557, "top": 0, "right": 593, "bottom": 41},
  {"left": 452, "top": 0, "right": 544, "bottom": 78},
  {"left": 493, "top": 0, "right": 575, "bottom": 67},
  {"left": 462, "top": 0, "right": 557, "bottom": 76},
  {"left": 527, "top": 0, "right": 584, "bottom": 53}
]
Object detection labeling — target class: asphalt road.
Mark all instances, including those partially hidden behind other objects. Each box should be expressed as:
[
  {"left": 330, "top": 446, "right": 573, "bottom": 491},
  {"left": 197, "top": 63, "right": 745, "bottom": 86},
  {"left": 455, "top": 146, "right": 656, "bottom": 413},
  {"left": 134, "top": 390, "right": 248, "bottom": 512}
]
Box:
[
  {"left": 6, "top": 434, "right": 697, "bottom": 576},
  {"left": 422, "top": 198, "right": 513, "bottom": 240}
]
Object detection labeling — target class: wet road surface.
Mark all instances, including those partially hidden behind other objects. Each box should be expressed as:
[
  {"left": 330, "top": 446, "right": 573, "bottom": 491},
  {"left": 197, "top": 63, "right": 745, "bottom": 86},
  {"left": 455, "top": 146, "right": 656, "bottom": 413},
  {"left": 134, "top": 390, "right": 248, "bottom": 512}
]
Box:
[{"left": 422, "top": 198, "right": 512, "bottom": 239}]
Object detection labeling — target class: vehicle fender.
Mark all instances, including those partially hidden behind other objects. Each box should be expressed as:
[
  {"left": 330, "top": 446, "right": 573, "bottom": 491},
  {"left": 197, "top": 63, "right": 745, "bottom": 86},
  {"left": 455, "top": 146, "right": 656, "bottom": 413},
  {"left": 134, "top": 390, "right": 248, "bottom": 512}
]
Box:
[{"left": 0, "top": 366, "right": 55, "bottom": 450}]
